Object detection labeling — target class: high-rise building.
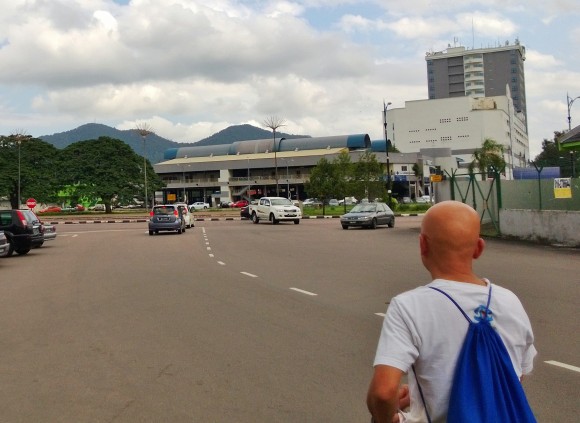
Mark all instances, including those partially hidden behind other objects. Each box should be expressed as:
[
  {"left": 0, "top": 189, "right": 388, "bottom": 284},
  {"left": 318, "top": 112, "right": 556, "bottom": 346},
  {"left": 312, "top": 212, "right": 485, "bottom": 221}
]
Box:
[{"left": 425, "top": 40, "right": 527, "bottom": 126}]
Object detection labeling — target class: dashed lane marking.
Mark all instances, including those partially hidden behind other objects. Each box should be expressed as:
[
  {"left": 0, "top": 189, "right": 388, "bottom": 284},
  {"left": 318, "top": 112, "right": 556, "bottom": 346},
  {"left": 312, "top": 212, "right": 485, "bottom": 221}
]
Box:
[
  {"left": 290, "top": 287, "right": 317, "bottom": 296},
  {"left": 217, "top": 261, "right": 225, "bottom": 266},
  {"left": 375, "top": 313, "right": 386, "bottom": 317},
  {"left": 241, "top": 272, "right": 258, "bottom": 278},
  {"left": 545, "top": 361, "right": 580, "bottom": 373}
]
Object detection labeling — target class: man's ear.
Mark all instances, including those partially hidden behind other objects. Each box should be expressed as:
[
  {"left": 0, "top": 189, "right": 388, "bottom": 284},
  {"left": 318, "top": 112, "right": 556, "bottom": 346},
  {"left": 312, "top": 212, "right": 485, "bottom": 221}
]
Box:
[{"left": 472, "top": 238, "right": 485, "bottom": 259}]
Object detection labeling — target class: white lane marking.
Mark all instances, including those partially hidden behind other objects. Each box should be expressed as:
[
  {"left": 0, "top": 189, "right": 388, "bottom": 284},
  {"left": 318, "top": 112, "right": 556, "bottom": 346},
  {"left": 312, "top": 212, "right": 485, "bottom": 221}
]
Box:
[
  {"left": 202, "top": 228, "right": 206, "bottom": 234},
  {"left": 290, "top": 287, "right": 317, "bottom": 296},
  {"left": 375, "top": 313, "right": 386, "bottom": 317},
  {"left": 217, "top": 261, "right": 225, "bottom": 266},
  {"left": 545, "top": 360, "right": 580, "bottom": 373},
  {"left": 241, "top": 272, "right": 258, "bottom": 278},
  {"left": 208, "top": 254, "right": 214, "bottom": 258},
  {"left": 205, "top": 242, "right": 210, "bottom": 245},
  {"left": 206, "top": 247, "right": 211, "bottom": 251}
]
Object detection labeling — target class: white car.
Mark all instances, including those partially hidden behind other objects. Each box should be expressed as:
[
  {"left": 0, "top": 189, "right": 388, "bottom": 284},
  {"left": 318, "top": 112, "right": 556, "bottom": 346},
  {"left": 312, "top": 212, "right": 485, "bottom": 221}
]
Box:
[
  {"left": 338, "top": 197, "right": 358, "bottom": 205},
  {"left": 174, "top": 203, "right": 194, "bottom": 228},
  {"left": 189, "top": 202, "right": 210, "bottom": 211},
  {"left": 416, "top": 195, "right": 432, "bottom": 203}
]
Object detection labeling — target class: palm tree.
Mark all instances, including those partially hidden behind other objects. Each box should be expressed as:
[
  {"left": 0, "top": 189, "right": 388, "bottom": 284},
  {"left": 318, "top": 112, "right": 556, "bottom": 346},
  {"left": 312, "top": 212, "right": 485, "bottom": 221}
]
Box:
[
  {"left": 469, "top": 138, "right": 506, "bottom": 180},
  {"left": 262, "top": 116, "right": 286, "bottom": 196}
]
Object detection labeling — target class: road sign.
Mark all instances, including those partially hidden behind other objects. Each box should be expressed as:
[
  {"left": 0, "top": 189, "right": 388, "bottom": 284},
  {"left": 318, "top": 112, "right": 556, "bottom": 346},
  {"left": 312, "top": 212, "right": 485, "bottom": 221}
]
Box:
[
  {"left": 26, "top": 198, "right": 37, "bottom": 209},
  {"left": 430, "top": 175, "right": 443, "bottom": 182}
]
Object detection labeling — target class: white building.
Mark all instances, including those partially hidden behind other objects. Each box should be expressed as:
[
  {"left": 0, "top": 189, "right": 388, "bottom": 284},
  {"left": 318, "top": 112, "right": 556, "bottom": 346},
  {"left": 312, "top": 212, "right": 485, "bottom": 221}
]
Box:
[{"left": 386, "top": 93, "right": 529, "bottom": 179}]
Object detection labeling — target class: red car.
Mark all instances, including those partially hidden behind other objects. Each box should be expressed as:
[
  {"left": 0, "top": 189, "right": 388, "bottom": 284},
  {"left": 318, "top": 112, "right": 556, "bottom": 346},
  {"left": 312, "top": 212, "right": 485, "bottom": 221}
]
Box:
[
  {"left": 231, "top": 200, "right": 249, "bottom": 208},
  {"left": 39, "top": 206, "right": 62, "bottom": 213}
]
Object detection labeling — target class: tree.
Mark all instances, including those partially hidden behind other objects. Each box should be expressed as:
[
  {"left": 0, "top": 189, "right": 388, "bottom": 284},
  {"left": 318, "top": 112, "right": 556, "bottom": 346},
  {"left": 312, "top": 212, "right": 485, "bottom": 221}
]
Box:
[
  {"left": 262, "top": 116, "right": 286, "bottom": 196},
  {"left": 332, "top": 151, "right": 354, "bottom": 210},
  {"left": 534, "top": 131, "right": 578, "bottom": 177},
  {"left": 0, "top": 135, "right": 61, "bottom": 208},
  {"left": 469, "top": 138, "right": 506, "bottom": 180},
  {"left": 60, "top": 137, "right": 164, "bottom": 213},
  {"left": 351, "top": 151, "right": 386, "bottom": 201},
  {"left": 305, "top": 158, "right": 335, "bottom": 213}
]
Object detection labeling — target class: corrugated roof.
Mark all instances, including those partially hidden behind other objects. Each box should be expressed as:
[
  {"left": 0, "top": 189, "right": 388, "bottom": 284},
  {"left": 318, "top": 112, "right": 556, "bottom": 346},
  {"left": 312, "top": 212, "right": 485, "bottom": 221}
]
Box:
[{"left": 157, "top": 147, "right": 347, "bottom": 167}]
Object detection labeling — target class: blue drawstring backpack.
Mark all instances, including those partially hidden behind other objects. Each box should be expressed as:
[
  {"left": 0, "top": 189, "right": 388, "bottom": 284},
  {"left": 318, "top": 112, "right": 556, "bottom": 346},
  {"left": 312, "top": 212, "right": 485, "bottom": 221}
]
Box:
[{"left": 416, "top": 284, "right": 536, "bottom": 423}]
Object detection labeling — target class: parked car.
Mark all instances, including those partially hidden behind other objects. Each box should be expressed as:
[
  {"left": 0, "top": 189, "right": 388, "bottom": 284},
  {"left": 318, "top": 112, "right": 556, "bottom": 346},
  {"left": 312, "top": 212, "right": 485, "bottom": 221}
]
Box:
[
  {"left": 303, "top": 198, "right": 322, "bottom": 207},
  {"left": 190, "top": 202, "right": 210, "bottom": 211},
  {"left": 231, "top": 199, "right": 249, "bottom": 208},
  {"left": 174, "top": 203, "right": 194, "bottom": 228},
  {"left": 0, "top": 209, "right": 44, "bottom": 255},
  {"left": 416, "top": 195, "right": 432, "bottom": 203},
  {"left": 61, "top": 204, "right": 85, "bottom": 212},
  {"left": 340, "top": 202, "right": 395, "bottom": 229},
  {"left": 148, "top": 204, "right": 186, "bottom": 235},
  {"left": 328, "top": 199, "right": 339, "bottom": 206},
  {"left": 39, "top": 206, "right": 62, "bottom": 213},
  {"left": 89, "top": 204, "right": 106, "bottom": 211},
  {"left": 0, "top": 231, "right": 8, "bottom": 257},
  {"left": 338, "top": 197, "right": 358, "bottom": 205}
]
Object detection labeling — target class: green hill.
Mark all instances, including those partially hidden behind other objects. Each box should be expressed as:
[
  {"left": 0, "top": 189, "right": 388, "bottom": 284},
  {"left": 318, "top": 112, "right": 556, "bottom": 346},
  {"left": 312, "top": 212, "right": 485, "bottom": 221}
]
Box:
[{"left": 40, "top": 123, "right": 309, "bottom": 164}]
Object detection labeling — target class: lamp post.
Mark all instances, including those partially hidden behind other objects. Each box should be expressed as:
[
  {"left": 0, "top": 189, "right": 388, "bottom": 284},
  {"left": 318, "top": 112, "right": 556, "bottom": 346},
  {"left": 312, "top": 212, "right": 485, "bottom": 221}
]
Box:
[
  {"left": 567, "top": 93, "right": 580, "bottom": 131},
  {"left": 134, "top": 123, "right": 153, "bottom": 209},
  {"left": 281, "top": 158, "right": 292, "bottom": 199},
  {"left": 383, "top": 101, "right": 392, "bottom": 207}
]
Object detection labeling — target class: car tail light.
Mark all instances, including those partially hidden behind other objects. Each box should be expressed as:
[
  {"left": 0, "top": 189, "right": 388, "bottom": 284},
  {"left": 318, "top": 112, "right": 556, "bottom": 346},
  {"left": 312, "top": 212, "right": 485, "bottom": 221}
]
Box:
[
  {"left": 174, "top": 210, "right": 179, "bottom": 216},
  {"left": 149, "top": 211, "right": 154, "bottom": 217},
  {"left": 16, "top": 210, "right": 27, "bottom": 227}
]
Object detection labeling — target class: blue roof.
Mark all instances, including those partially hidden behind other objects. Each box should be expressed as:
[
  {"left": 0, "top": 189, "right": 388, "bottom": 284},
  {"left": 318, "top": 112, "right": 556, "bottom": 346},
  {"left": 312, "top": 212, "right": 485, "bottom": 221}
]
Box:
[{"left": 162, "top": 134, "right": 371, "bottom": 160}]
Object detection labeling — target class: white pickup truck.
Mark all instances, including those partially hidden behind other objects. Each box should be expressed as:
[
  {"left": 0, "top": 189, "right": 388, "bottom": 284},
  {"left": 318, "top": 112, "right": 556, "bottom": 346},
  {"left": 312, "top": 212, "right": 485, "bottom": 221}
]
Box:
[{"left": 249, "top": 197, "right": 302, "bottom": 224}]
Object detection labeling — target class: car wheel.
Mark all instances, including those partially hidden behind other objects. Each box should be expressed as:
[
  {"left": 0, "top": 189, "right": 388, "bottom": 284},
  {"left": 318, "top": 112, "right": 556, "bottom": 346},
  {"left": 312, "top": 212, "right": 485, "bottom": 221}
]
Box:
[
  {"left": 252, "top": 213, "right": 259, "bottom": 224},
  {"left": 35, "top": 242, "right": 44, "bottom": 248},
  {"left": 155, "top": 230, "right": 159, "bottom": 234},
  {"left": 342, "top": 224, "right": 348, "bottom": 230},
  {"left": 270, "top": 214, "right": 279, "bottom": 224},
  {"left": 388, "top": 219, "right": 395, "bottom": 228},
  {"left": 294, "top": 219, "right": 300, "bottom": 224},
  {"left": 15, "top": 247, "right": 30, "bottom": 255},
  {"left": 177, "top": 228, "right": 182, "bottom": 234},
  {"left": 370, "top": 218, "right": 377, "bottom": 229},
  {"left": 149, "top": 231, "right": 153, "bottom": 235}
]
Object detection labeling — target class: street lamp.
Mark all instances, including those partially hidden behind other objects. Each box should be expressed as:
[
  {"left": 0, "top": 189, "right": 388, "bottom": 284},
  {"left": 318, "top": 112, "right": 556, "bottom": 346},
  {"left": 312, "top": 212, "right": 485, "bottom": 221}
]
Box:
[
  {"left": 134, "top": 123, "right": 154, "bottom": 209},
  {"left": 12, "top": 132, "right": 27, "bottom": 209},
  {"left": 263, "top": 116, "right": 286, "bottom": 197},
  {"left": 281, "top": 158, "right": 293, "bottom": 199},
  {"left": 567, "top": 93, "right": 580, "bottom": 131},
  {"left": 383, "top": 101, "right": 392, "bottom": 207}
]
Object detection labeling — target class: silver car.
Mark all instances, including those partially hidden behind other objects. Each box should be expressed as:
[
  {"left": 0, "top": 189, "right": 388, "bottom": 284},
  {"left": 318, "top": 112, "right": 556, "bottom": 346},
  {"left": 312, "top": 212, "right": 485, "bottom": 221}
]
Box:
[
  {"left": 148, "top": 205, "right": 186, "bottom": 235},
  {"left": 340, "top": 202, "right": 395, "bottom": 229},
  {"left": 0, "top": 231, "right": 8, "bottom": 257}
]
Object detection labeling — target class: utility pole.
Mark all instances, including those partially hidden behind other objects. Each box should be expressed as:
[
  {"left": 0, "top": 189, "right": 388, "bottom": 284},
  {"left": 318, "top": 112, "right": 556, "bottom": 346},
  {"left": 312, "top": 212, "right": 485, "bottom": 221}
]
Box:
[{"left": 383, "top": 101, "right": 392, "bottom": 208}]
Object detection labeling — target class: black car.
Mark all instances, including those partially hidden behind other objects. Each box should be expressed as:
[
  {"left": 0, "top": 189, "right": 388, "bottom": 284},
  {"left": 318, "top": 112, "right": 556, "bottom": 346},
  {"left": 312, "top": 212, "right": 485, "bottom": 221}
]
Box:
[
  {"left": 0, "top": 209, "right": 44, "bottom": 256},
  {"left": 240, "top": 205, "right": 250, "bottom": 219}
]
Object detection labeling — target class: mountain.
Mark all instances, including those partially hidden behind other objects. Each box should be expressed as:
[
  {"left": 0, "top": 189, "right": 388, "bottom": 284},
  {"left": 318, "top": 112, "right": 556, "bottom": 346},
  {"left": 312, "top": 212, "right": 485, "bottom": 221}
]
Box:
[
  {"left": 194, "top": 124, "right": 309, "bottom": 146},
  {"left": 39, "top": 123, "right": 194, "bottom": 164},
  {"left": 40, "top": 123, "right": 309, "bottom": 164}
]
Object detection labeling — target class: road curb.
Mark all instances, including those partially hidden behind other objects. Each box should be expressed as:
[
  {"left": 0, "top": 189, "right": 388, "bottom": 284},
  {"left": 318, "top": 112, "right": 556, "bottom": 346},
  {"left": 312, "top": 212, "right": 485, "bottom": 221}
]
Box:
[{"left": 46, "top": 213, "right": 423, "bottom": 224}]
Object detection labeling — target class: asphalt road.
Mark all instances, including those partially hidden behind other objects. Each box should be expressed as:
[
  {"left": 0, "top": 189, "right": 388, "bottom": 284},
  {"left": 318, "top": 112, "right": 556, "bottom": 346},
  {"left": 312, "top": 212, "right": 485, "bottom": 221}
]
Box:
[{"left": 0, "top": 217, "right": 578, "bottom": 422}]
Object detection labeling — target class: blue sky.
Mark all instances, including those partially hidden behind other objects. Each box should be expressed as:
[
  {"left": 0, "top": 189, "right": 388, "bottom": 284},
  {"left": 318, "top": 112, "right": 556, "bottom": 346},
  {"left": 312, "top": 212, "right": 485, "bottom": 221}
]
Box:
[{"left": 1, "top": 0, "right": 579, "bottom": 158}]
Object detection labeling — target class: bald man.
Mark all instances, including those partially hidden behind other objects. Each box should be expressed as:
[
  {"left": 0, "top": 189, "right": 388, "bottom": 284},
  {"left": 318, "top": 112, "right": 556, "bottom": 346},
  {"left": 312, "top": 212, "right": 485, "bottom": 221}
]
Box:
[{"left": 367, "top": 201, "right": 536, "bottom": 423}]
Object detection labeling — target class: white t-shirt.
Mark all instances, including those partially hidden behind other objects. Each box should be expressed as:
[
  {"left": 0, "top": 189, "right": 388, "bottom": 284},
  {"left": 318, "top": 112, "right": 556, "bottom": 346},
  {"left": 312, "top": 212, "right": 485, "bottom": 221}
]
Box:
[{"left": 373, "top": 279, "right": 537, "bottom": 423}]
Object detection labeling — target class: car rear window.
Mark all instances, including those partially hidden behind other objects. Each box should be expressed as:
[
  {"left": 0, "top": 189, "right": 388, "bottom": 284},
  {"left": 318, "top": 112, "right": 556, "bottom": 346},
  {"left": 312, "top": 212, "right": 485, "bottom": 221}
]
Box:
[{"left": 153, "top": 206, "right": 175, "bottom": 215}]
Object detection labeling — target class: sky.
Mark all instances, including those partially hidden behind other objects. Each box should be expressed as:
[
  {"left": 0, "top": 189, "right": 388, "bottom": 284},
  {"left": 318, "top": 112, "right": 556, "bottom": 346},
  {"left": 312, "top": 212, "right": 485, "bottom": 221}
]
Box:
[{"left": 1, "top": 0, "right": 579, "bottom": 159}]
